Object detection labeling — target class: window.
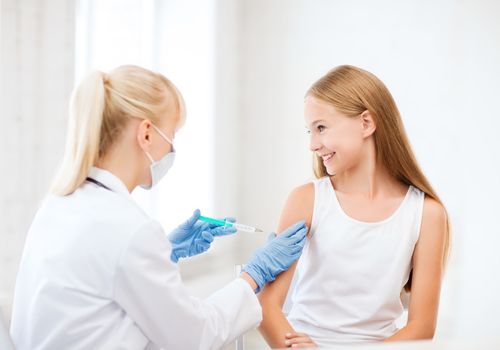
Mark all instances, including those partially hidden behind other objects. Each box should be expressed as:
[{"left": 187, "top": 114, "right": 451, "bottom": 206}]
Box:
[{"left": 75, "top": 0, "right": 215, "bottom": 232}]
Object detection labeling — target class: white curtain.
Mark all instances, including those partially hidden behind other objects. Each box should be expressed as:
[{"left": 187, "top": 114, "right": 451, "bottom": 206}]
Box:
[{"left": 0, "top": 0, "right": 75, "bottom": 323}]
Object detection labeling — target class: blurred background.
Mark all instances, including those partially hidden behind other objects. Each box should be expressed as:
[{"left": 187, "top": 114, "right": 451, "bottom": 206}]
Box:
[{"left": 1, "top": 0, "right": 500, "bottom": 349}]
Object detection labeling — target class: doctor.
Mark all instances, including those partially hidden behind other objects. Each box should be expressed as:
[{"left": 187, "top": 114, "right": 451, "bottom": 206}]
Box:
[{"left": 10, "top": 65, "right": 308, "bottom": 350}]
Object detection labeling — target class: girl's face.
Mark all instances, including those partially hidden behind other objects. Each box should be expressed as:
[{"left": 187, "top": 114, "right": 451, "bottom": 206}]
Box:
[{"left": 304, "top": 96, "right": 369, "bottom": 176}]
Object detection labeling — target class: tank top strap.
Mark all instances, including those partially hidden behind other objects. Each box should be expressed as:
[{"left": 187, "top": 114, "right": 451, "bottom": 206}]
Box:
[
  {"left": 402, "top": 185, "right": 426, "bottom": 244},
  {"left": 310, "top": 177, "right": 336, "bottom": 237}
]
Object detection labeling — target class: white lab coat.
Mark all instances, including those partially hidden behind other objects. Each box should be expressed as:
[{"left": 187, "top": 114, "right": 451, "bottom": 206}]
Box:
[{"left": 10, "top": 167, "right": 262, "bottom": 350}]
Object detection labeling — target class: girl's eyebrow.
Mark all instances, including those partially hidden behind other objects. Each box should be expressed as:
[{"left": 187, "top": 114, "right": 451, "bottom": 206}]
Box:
[
  {"left": 311, "top": 119, "right": 327, "bottom": 126},
  {"left": 305, "top": 119, "right": 328, "bottom": 129}
]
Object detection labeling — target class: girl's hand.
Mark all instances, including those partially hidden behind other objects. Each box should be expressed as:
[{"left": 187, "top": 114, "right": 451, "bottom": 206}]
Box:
[{"left": 284, "top": 332, "right": 317, "bottom": 348}]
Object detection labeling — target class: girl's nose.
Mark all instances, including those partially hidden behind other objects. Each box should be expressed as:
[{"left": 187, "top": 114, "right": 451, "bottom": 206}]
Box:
[{"left": 309, "top": 135, "right": 321, "bottom": 152}]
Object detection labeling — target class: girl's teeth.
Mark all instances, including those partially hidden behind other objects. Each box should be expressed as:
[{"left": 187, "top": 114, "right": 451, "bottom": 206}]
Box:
[{"left": 324, "top": 152, "right": 334, "bottom": 161}]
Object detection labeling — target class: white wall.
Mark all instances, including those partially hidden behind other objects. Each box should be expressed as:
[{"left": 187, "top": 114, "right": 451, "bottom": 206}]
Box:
[{"left": 0, "top": 0, "right": 75, "bottom": 323}]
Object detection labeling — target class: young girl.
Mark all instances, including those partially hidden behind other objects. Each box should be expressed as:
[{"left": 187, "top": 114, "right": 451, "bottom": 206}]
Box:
[{"left": 258, "top": 65, "right": 450, "bottom": 348}]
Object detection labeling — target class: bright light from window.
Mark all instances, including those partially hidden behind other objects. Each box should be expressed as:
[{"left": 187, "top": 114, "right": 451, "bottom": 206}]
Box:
[{"left": 75, "top": 0, "right": 214, "bottom": 232}]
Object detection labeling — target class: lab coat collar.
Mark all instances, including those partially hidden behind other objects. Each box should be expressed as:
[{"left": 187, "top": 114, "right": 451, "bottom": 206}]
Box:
[{"left": 87, "top": 167, "right": 131, "bottom": 195}]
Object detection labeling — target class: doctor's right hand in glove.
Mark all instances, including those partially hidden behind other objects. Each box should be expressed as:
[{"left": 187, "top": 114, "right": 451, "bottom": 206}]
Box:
[
  {"left": 241, "top": 220, "right": 308, "bottom": 293},
  {"left": 168, "top": 209, "right": 237, "bottom": 263}
]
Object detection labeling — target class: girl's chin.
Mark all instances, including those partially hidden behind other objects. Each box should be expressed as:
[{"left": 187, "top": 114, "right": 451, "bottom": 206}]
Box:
[{"left": 326, "top": 167, "right": 336, "bottom": 176}]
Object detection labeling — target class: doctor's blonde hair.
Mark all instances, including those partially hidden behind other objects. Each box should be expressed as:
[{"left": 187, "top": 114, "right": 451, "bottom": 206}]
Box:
[
  {"left": 51, "top": 65, "right": 185, "bottom": 196},
  {"left": 308, "top": 65, "right": 450, "bottom": 292}
]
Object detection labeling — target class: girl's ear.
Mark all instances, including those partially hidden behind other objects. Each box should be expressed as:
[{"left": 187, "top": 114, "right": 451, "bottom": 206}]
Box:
[
  {"left": 360, "top": 110, "right": 376, "bottom": 138},
  {"left": 136, "top": 119, "right": 153, "bottom": 151}
]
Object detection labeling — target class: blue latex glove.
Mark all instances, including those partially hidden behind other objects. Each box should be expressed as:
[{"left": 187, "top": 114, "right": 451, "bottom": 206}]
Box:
[
  {"left": 169, "top": 209, "right": 237, "bottom": 263},
  {"left": 242, "top": 220, "right": 308, "bottom": 293}
]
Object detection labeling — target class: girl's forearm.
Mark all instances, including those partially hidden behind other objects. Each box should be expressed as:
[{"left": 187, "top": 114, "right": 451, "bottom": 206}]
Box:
[
  {"left": 258, "top": 304, "right": 295, "bottom": 348},
  {"left": 385, "top": 321, "right": 435, "bottom": 341}
]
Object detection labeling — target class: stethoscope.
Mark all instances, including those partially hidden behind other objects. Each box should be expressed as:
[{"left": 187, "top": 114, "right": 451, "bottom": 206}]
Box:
[{"left": 86, "top": 177, "right": 112, "bottom": 192}]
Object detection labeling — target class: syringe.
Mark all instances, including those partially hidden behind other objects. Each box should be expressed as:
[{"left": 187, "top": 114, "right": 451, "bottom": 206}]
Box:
[{"left": 199, "top": 215, "right": 263, "bottom": 233}]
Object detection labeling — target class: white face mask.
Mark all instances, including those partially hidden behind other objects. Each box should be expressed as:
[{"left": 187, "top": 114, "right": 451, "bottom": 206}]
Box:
[{"left": 141, "top": 124, "right": 176, "bottom": 190}]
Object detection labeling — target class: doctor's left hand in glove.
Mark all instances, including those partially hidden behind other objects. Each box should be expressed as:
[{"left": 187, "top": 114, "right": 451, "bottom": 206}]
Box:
[{"left": 9, "top": 65, "right": 308, "bottom": 350}]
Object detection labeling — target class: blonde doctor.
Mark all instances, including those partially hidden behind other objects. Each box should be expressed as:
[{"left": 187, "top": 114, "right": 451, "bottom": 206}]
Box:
[{"left": 10, "top": 65, "right": 308, "bottom": 350}]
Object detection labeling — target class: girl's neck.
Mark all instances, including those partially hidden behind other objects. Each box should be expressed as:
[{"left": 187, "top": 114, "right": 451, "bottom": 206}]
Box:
[
  {"left": 332, "top": 147, "right": 403, "bottom": 199},
  {"left": 332, "top": 166, "right": 396, "bottom": 199}
]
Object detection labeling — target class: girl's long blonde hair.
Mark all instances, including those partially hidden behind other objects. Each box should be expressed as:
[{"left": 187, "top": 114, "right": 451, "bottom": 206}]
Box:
[
  {"left": 51, "top": 65, "right": 185, "bottom": 196},
  {"left": 308, "top": 65, "right": 450, "bottom": 291}
]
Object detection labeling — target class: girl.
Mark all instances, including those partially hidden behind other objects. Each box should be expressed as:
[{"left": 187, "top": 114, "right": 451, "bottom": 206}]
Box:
[
  {"left": 9, "top": 65, "right": 308, "bottom": 349},
  {"left": 258, "top": 65, "right": 450, "bottom": 348}
]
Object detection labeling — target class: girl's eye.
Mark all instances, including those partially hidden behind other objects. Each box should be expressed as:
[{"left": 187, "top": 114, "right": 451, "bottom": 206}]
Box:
[{"left": 317, "top": 125, "right": 325, "bottom": 132}]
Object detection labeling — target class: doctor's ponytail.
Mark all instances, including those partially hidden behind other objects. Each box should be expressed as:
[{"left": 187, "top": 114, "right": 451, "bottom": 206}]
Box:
[
  {"left": 51, "top": 65, "right": 185, "bottom": 196},
  {"left": 51, "top": 71, "right": 107, "bottom": 196}
]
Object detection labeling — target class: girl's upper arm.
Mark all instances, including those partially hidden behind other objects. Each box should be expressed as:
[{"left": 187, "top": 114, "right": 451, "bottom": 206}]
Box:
[
  {"left": 258, "top": 182, "right": 314, "bottom": 307},
  {"left": 406, "top": 196, "right": 447, "bottom": 337}
]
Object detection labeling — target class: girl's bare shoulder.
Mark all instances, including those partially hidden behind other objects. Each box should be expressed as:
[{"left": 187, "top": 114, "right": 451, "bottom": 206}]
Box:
[
  {"left": 278, "top": 182, "right": 315, "bottom": 231},
  {"left": 285, "top": 182, "right": 315, "bottom": 213}
]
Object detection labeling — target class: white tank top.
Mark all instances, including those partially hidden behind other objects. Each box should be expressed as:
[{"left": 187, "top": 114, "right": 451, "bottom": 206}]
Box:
[{"left": 287, "top": 176, "right": 425, "bottom": 346}]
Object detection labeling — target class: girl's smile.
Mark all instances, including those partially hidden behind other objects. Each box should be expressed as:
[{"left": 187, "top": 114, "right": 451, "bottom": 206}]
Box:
[{"left": 321, "top": 152, "right": 336, "bottom": 165}]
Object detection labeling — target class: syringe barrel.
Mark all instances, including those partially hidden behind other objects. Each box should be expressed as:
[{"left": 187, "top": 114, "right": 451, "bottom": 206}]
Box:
[{"left": 233, "top": 223, "right": 256, "bottom": 232}]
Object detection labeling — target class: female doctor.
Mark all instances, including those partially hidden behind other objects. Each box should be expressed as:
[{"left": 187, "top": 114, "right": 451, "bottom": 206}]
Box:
[{"left": 10, "top": 65, "right": 308, "bottom": 350}]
